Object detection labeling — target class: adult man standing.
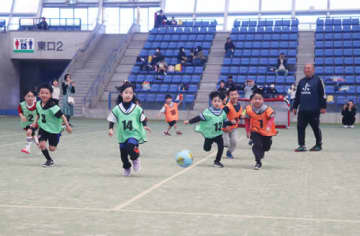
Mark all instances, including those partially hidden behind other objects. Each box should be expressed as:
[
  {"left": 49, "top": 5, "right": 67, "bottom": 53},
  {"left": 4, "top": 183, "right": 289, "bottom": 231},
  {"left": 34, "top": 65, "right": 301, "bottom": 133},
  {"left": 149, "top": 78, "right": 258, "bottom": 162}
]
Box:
[{"left": 292, "top": 64, "right": 327, "bottom": 152}]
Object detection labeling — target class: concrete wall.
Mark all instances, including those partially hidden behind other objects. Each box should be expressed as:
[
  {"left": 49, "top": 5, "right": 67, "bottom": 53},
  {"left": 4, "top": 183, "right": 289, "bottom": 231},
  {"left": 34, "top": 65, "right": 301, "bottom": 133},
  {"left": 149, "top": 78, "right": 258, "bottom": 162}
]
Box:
[
  {"left": 0, "top": 33, "right": 20, "bottom": 113},
  {"left": 10, "top": 31, "right": 90, "bottom": 60}
]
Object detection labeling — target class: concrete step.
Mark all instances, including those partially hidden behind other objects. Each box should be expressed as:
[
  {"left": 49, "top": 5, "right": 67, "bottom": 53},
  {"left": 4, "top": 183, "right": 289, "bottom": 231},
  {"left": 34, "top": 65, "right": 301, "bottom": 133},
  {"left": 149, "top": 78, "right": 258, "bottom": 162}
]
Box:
[
  {"left": 133, "top": 33, "right": 148, "bottom": 40},
  {"left": 125, "top": 48, "right": 142, "bottom": 56},
  {"left": 128, "top": 40, "right": 146, "bottom": 49},
  {"left": 116, "top": 64, "right": 133, "bottom": 73}
]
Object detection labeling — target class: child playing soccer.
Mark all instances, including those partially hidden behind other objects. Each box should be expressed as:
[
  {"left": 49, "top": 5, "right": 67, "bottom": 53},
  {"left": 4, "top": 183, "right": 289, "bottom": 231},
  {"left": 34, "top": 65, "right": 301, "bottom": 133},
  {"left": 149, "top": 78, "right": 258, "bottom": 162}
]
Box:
[
  {"left": 184, "top": 91, "right": 235, "bottom": 168},
  {"left": 244, "top": 91, "right": 277, "bottom": 170},
  {"left": 108, "top": 82, "right": 151, "bottom": 176},
  {"left": 222, "top": 87, "right": 243, "bottom": 159},
  {"left": 160, "top": 94, "right": 183, "bottom": 136},
  {"left": 32, "top": 84, "right": 72, "bottom": 167},
  {"left": 18, "top": 89, "right": 39, "bottom": 154}
]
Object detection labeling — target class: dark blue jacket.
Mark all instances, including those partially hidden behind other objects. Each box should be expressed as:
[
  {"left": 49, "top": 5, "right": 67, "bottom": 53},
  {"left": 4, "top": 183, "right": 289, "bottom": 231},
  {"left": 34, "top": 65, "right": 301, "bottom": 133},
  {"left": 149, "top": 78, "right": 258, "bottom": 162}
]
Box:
[{"left": 293, "top": 75, "right": 327, "bottom": 111}]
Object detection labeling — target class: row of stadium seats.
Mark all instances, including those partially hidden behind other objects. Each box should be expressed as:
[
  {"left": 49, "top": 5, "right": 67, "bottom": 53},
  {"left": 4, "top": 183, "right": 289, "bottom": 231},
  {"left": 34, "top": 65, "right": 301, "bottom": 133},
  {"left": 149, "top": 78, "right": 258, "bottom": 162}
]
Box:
[
  {"left": 316, "top": 18, "right": 360, "bottom": 26},
  {"left": 218, "top": 75, "right": 296, "bottom": 85},
  {"left": 315, "top": 57, "right": 360, "bottom": 65},
  {"left": 223, "top": 57, "right": 297, "bottom": 66},
  {"left": 234, "top": 19, "right": 299, "bottom": 27},
  {"left": 144, "top": 41, "right": 212, "bottom": 49},
  {"left": 148, "top": 34, "right": 214, "bottom": 41},
  {"left": 134, "top": 84, "right": 198, "bottom": 93},
  {"left": 131, "top": 66, "right": 204, "bottom": 75},
  {"left": 138, "top": 49, "right": 209, "bottom": 57},
  {"left": 327, "top": 95, "right": 360, "bottom": 105},
  {"left": 230, "top": 41, "right": 298, "bottom": 49},
  {"left": 137, "top": 93, "right": 196, "bottom": 103},
  {"left": 150, "top": 27, "right": 216, "bottom": 34},
  {"left": 128, "top": 75, "right": 201, "bottom": 84},
  {"left": 316, "top": 25, "right": 360, "bottom": 33},
  {"left": 231, "top": 26, "right": 298, "bottom": 33},
  {"left": 315, "top": 66, "right": 360, "bottom": 75},
  {"left": 315, "top": 49, "right": 360, "bottom": 57},
  {"left": 220, "top": 66, "right": 295, "bottom": 75},
  {"left": 19, "top": 25, "right": 81, "bottom": 31},
  {"left": 230, "top": 33, "right": 298, "bottom": 41},
  {"left": 322, "top": 76, "right": 360, "bottom": 84},
  {"left": 315, "top": 40, "right": 360, "bottom": 48},
  {"left": 315, "top": 32, "right": 360, "bottom": 40},
  {"left": 157, "top": 20, "right": 217, "bottom": 28},
  {"left": 225, "top": 49, "right": 297, "bottom": 57},
  {"left": 326, "top": 86, "right": 360, "bottom": 94}
]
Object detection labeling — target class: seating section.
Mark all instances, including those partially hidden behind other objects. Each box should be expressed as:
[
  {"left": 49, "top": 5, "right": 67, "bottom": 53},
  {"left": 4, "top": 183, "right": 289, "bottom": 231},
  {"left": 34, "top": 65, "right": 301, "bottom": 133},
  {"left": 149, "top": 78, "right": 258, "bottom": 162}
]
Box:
[
  {"left": 18, "top": 18, "right": 82, "bottom": 31},
  {"left": 219, "top": 18, "right": 299, "bottom": 96},
  {"left": 314, "top": 17, "right": 360, "bottom": 108},
  {"left": 130, "top": 20, "right": 217, "bottom": 109}
]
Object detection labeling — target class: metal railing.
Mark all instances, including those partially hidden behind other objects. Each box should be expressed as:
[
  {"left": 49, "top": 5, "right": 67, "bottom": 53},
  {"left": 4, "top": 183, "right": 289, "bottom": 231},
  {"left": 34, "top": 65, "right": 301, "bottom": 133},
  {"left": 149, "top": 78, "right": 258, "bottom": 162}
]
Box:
[
  {"left": 58, "top": 23, "right": 105, "bottom": 84},
  {"left": 83, "top": 23, "right": 139, "bottom": 109}
]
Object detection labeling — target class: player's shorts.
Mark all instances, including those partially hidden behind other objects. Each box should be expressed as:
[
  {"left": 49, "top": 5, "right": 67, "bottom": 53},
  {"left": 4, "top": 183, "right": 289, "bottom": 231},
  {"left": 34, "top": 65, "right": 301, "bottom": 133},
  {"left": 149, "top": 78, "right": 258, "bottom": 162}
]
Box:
[
  {"left": 168, "top": 120, "right": 176, "bottom": 127},
  {"left": 38, "top": 128, "right": 60, "bottom": 147},
  {"left": 24, "top": 125, "right": 38, "bottom": 136}
]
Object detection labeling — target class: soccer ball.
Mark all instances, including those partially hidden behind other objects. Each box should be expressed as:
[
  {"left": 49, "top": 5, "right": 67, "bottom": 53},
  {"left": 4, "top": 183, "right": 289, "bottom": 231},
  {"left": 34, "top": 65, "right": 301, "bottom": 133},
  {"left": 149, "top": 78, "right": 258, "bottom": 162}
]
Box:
[{"left": 175, "top": 150, "right": 193, "bottom": 168}]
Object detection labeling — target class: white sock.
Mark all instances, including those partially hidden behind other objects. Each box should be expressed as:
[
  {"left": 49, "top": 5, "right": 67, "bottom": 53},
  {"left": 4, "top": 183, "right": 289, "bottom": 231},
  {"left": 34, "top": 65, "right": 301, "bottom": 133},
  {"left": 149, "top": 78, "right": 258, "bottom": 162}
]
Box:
[{"left": 26, "top": 137, "right": 33, "bottom": 151}]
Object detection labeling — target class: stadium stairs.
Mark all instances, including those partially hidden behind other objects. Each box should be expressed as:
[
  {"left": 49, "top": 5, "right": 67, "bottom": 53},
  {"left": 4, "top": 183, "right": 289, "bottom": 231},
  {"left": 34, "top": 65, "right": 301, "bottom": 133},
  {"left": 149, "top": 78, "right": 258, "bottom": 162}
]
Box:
[
  {"left": 193, "top": 32, "right": 230, "bottom": 112},
  {"left": 70, "top": 34, "right": 127, "bottom": 116},
  {"left": 295, "top": 31, "right": 315, "bottom": 82}
]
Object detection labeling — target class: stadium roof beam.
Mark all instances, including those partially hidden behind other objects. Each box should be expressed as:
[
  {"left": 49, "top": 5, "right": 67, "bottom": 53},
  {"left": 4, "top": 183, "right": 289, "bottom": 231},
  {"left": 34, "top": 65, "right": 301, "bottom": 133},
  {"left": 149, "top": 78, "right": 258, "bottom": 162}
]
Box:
[{"left": 43, "top": 1, "right": 160, "bottom": 8}]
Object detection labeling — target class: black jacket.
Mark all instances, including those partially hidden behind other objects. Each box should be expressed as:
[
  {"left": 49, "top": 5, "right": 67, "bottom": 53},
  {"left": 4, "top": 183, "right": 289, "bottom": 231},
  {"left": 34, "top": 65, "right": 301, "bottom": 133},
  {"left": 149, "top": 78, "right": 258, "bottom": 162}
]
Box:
[
  {"left": 62, "top": 82, "right": 75, "bottom": 96},
  {"left": 225, "top": 41, "right": 235, "bottom": 51},
  {"left": 342, "top": 106, "right": 356, "bottom": 119},
  {"left": 293, "top": 75, "right": 327, "bottom": 111}
]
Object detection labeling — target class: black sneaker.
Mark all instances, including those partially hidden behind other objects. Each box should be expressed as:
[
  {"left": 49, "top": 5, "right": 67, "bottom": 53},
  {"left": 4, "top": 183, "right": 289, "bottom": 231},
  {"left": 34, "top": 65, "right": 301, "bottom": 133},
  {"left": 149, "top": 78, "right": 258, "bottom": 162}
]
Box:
[
  {"left": 294, "top": 146, "right": 307, "bottom": 152},
  {"left": 213, "top": 161, "right": 224, "bottom": 168},
  {"left": 310, "top": 145, "right": 322, "bottom": 152},
  {"left": 254, "top": 162, "right": 262, "bottom": 170},
  {"left": 42, "top": 160, "right": 54, "bottom": 167}
]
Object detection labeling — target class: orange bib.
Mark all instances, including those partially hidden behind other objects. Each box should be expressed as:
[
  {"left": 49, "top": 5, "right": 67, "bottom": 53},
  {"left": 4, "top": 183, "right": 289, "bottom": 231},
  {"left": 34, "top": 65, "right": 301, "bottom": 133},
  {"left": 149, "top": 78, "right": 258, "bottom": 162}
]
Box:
[
  {"left": 223, "top": 102, "right": 242, "bottom": 132},
  {"left": 164, "top": 103, "right": 179, "bottom": 122},
  {"left": 246, "top": 105, "right": 277, "bottom": 136}
]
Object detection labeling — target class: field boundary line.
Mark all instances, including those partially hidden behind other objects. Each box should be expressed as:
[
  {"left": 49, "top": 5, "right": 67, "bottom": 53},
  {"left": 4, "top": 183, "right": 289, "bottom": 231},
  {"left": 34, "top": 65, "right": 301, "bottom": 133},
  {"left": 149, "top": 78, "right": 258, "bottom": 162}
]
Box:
[{"left": 112, "top": 151, "right": 216, "bottom": 211}]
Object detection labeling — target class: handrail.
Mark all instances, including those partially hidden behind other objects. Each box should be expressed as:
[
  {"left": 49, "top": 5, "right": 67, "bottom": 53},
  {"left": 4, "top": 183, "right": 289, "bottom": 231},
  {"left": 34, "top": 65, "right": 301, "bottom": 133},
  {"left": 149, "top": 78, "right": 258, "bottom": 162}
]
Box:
[
  {"left": 58, "top": 23, "right": 105, "bottom": 83},
  {"left": 83, "top": 23, "right": 139, "bottom": 109}
]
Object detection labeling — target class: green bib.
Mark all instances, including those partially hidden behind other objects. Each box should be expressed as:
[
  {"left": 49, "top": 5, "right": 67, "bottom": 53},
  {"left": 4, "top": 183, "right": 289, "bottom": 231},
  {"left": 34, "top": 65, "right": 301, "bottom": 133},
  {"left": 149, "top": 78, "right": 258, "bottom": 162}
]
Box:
[
  {"left": 195, "top": 108, "right": 227, "bottom": 138},
  {"left": 20, "top": 101, "right": 37, "bottom": 128},
  {"left": 36, "top": 101, "right": 62, "bottom": 134},
  {"left": 112, "top": 104, "right": 147, "bottom": 144}
]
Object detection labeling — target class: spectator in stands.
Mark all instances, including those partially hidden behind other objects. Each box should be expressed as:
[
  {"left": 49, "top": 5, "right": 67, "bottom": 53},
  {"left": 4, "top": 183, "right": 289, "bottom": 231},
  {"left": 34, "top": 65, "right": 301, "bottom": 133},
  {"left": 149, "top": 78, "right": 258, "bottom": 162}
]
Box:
[
  {"left": 154, "top": 10, "right": 167, "bottom": 28},
  {"left": 275, "top": 53, "right": 288, "bottom": 77},
  {"left": 342, "top": 100, "right": 356, "bottom": 128},
  {"left": 193, "top": 46, "right": 206, "bottom": 66},
  {"left": 217, "top": 80, "right": 227, "bottom": 99},
  {"left": 267, "top": 84, "right": 278, "bottom": 98},
  {"left": 51, "top": 79, "right": 60, "bottom": 105},
  {"left": 137, "top": 56, "right": 151, "bottom": 71},
  {"left": 177, "top": 47, "right": 188, "bottom": 64},
  {"left": 151, "top": 48, "right": 165, "bottom": 66},
  {"left": 37, "top": 17, "right": 48, "bottom": 30},
  {"left": 62, "top": 74, "right": 75, "bottom": 125},
  {"left": 156, "top": 60, "right": 168, "bottom": 75},
  {"left": 287, "top": 83, "right": 296, "bottom": 108},
  {"left": 169, "top": 17, "right": 177, "bottom": 26},
  {"left": 188, "top": 48, "right": 195, "bottom": 64},
  {"left": 244, "top": 79, "right": 257, "bottom": 99},
  {"left": 225, "top": 76, "right": 236, "bottom": 89},
  {"left": 224, "top": 37, "right": 235, "bottom": 58}
]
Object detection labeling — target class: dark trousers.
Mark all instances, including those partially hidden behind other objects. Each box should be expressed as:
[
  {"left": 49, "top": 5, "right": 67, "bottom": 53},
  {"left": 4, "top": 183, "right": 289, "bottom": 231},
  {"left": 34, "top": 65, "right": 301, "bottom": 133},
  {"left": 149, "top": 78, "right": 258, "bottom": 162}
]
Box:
[
  {"left": 342, "top": 116, "right": 355, "bottom": 126},
  {"left": 251, "top": 132, "right": 272, "bottom": 163},
  {"left": 119, "top": 138, "right": 139, "bottom": 169},
  {"left": 203, "top": 135, "right": 224, "bottom": 162},
  {"left": 297, "top": 110, "right": 322, "bottom": 146}
]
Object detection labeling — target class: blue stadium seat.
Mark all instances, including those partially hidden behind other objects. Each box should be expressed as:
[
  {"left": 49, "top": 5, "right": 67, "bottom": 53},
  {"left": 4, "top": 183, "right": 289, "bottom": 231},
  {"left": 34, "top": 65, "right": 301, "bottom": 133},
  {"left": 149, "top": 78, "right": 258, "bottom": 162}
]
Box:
[
  {"left": 169, "top": 84, "right": 178, "bottom": 93},
  {"left": 184, "top": 94, "right": 195, "bottom": 103}
]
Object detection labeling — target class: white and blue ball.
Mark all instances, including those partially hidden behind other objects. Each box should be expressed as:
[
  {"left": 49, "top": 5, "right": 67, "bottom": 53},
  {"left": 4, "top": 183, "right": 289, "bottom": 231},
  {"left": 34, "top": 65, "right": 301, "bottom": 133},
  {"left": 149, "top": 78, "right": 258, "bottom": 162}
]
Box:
[{"left": 175, "top": 150, "right": 193, "bottom": 168}]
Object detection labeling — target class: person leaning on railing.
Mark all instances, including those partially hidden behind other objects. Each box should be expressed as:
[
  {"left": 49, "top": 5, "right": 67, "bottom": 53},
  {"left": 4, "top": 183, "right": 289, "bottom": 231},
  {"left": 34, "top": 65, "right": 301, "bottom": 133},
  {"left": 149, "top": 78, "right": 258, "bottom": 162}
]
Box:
[{"left": 37, "top": 17, "right": 48, "bottom": 30}]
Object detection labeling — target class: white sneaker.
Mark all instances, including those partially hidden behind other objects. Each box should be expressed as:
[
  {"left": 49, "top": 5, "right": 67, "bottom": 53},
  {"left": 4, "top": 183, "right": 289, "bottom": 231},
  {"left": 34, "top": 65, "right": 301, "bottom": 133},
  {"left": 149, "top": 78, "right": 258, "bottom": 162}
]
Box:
[
  {"left": 350, "top": 125, "right": 354, "bottom": 128},
  {"left": 344, "top": 125, "right": 349, "bottom": 128}
]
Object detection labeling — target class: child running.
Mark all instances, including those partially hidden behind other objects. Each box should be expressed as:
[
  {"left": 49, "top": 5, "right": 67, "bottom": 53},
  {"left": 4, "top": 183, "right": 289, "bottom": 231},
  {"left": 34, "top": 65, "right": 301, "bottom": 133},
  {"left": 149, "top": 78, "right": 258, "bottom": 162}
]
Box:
[
  {"left": 244, "top": 91, "right": 277, "bottom": 170},
  {"left": 184, "top": 91, "right": 235, "bottom": 168},
  {"left": 18, "top": 89, "right": 39, "bottom": 154},
  {"left": 32, "top": 84, "right": 72, "bottom": 167},
  {"left": 222, "top": 87, "right": 243, "bottom": 159},
  {"left": 107, "top": 82, "right": 151, "bottom": 176},
  {"left": 160, "top": 94, "right": 183, "bottom": 136}
]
